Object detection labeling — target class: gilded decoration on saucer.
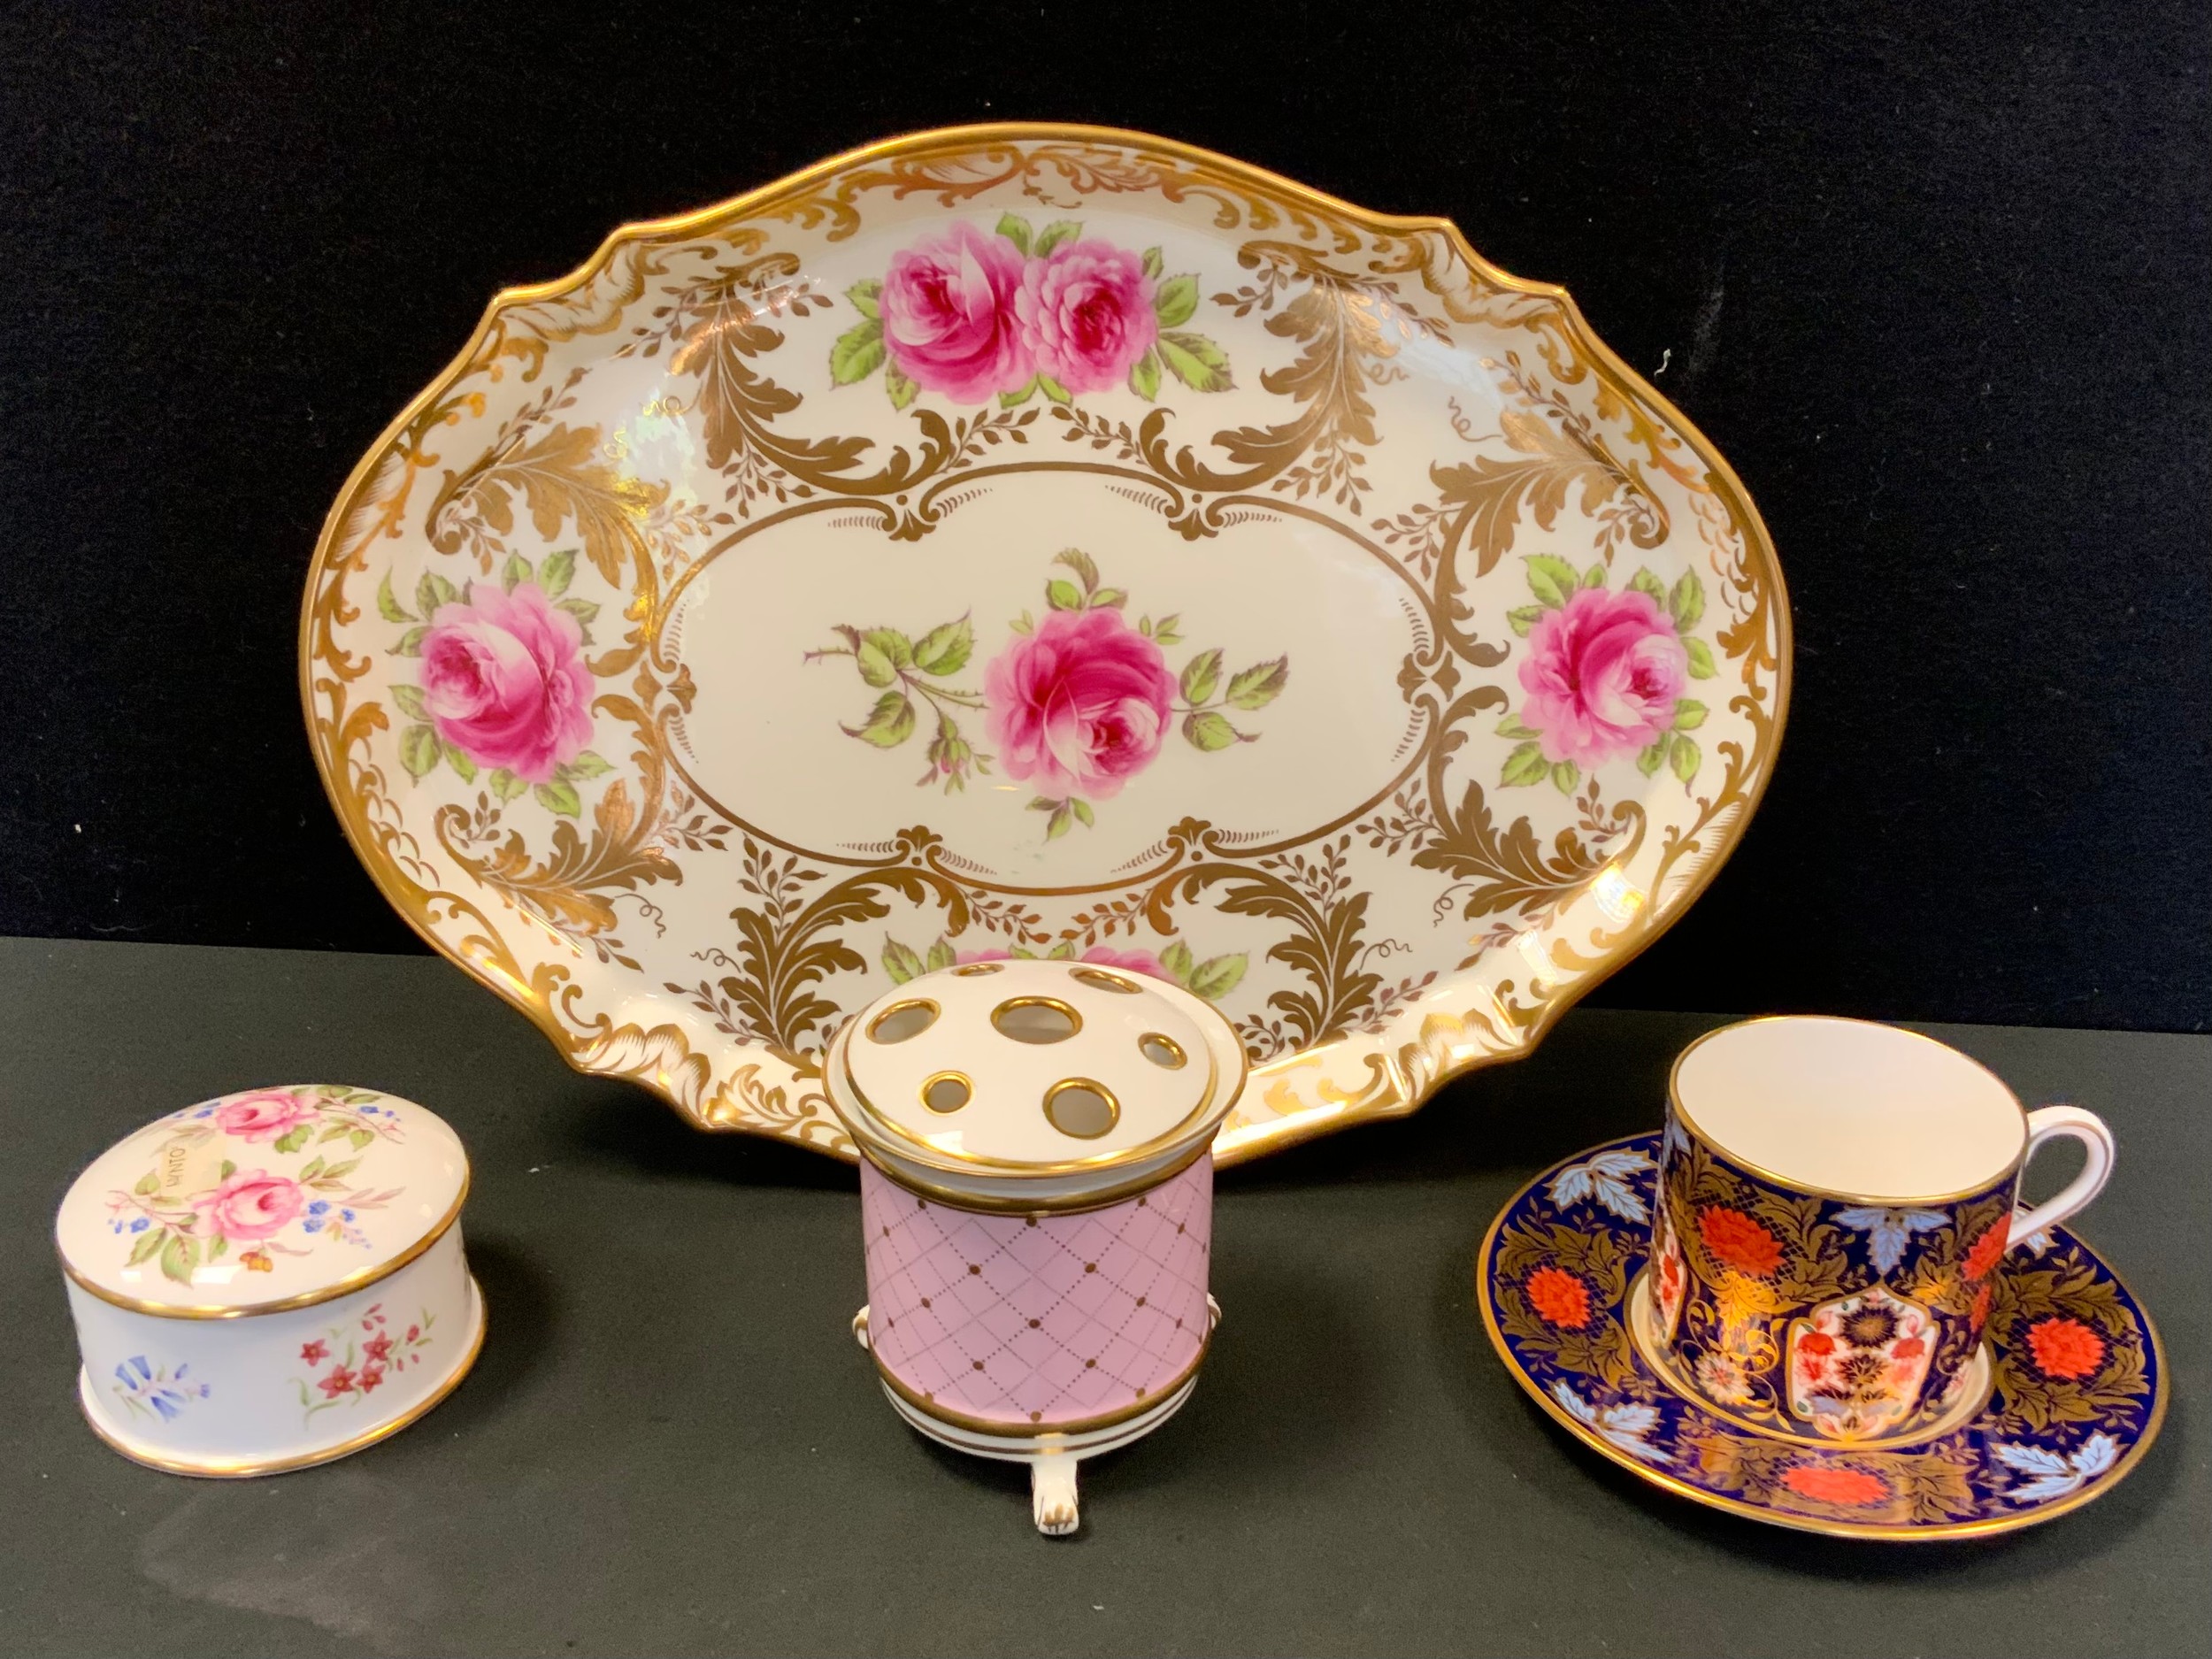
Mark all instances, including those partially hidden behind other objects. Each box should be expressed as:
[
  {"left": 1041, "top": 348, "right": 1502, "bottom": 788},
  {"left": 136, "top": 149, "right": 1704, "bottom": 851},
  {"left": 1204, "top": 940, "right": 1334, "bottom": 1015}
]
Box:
[
  {"left": 302, "top": 124, "right": 1789, "bottom": 1164},
  {"left": 1479, "top": 1133, "right": 2165, "bottom": 1539}
]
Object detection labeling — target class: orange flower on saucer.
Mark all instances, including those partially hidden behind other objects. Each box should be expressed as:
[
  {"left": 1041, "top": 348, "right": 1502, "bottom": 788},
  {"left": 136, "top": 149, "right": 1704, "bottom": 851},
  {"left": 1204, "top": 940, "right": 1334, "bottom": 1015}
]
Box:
[
  {"left": 239, "top": 1249, "right": 273, "bottom": 1272},
  {"left": 1697, "top": 1204, "right": 1784, "bottom": 1278},
  {"left": 2026, "top": 1316, "right": 2105, "bottom": 1379},
  {"left": 1963, "top": 1219, "right": 2010, "bottom": 1281},
  {"left": 1781, "top": 1465, "right": 1888, "bottom": 1506},
  {"left": 1525, "top": 1266, "right": 1592, "bottom": 1329}
]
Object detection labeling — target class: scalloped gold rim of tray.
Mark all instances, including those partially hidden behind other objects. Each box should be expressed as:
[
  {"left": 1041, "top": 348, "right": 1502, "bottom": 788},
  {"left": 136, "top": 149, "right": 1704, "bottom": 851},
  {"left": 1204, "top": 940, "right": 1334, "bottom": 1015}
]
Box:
[{"left": 297, "top": 120, "right": 1793, "bottom": 1167}]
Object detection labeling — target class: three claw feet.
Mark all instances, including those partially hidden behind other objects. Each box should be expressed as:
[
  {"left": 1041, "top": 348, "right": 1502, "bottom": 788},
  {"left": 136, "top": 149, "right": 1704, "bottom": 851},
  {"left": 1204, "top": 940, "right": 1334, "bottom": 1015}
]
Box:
[{"left": 1031, "top": 1455, "right": 1079, "bottom": 1537}]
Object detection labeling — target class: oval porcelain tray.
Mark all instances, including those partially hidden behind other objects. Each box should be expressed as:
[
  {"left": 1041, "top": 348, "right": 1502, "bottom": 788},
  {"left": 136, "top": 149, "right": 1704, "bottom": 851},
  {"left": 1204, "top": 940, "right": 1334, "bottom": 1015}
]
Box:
[{"left": 302, "top": 125, "right": 1790, "bottom": 1164}]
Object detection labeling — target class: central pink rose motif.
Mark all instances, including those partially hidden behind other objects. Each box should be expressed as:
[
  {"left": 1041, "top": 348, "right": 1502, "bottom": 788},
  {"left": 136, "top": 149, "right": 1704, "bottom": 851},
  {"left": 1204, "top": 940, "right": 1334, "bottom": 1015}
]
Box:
[
  {"left": 1518, "top": 587, "right": 1687, "bottom": 768},
  {"left": 984, "top": 608, "right": 1175, "bottom": 801},
  {"left": 420, "top": 582, "right": 594, "bottom": 785},
  {"left": 201, "top": 1169, "right": 305, "bottom": 1242},
  {"left": 212, "top": 1090, "right": 316, "bottom": 1143},
  {"left": 1015, "top": 240, "right": 1157, "bottom": 394},
  {"left": 879, "top": 222, "right": 1032, "bottom": 403}
]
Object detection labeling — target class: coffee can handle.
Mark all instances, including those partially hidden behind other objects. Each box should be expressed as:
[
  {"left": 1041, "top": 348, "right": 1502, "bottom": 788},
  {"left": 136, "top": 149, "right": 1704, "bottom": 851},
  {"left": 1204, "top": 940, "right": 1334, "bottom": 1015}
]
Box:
[{"left": 2010, "top": 1104, "right": 2116, "bottom": 1250}]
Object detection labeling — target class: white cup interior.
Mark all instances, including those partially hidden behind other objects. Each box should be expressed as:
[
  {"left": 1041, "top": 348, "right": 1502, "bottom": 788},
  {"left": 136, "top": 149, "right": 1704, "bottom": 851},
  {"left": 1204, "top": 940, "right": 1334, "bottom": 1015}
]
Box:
[{"left": 1672, "top": 1018, "right": 2025, "bottom": 1200}]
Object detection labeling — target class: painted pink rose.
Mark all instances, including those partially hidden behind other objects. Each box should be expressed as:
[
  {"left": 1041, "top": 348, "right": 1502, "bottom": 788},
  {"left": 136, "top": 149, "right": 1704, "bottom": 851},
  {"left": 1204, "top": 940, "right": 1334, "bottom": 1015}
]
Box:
[
  {"left": 419, "top": 582, "right": 593, "bottom": 785},
  {"left": 879, "top": 222, "right": 1032, "bottom": 403},
  {"left": 957, "top": 946, "right": 1167, "bottom": 979},
  {"left": 1015, "top": 240, "right": 1157, "bottom": 394},
  {"left": 1517, "top": 587, "right": 1687, "bottom": 768},
  {"left": 984, "top": 607, "right": 1175, "bottom": 801},
  {"left": 211, "top": 1090, "right": 316, "bottom": 1143},
  {"left": 201, "top": 1169, "right": 304, "bottom": 1242}
]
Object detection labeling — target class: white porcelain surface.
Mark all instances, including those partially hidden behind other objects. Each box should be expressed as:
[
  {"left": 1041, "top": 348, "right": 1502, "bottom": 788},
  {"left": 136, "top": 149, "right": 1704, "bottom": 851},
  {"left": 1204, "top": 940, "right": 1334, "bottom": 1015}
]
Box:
[
  {"left": 71, "top": 1235, "right": 481, "bottom": 1475},
  {"left": 58, "top": 1086, "right": 480, "bottom": 1474},
  {"left": 303, "top": 124, "right": 1790, "bottom": 1167},
  {"left": 1671, "top": 1017, "right": 2117, "bottom": 1235}
]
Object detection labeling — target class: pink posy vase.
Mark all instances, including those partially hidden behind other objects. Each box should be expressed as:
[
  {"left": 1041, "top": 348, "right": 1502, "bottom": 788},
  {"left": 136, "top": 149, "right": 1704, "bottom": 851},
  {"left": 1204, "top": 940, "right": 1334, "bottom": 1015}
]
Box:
[{"left": 858, "top": 1155, "right": 1214, "bottom": 1429}]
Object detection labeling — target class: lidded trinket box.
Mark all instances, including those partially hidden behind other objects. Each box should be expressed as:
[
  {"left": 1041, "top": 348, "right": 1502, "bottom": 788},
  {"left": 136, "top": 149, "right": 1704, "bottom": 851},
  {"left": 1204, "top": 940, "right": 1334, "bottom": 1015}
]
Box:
[
  {"left": 826, "top": 959, "right": 1246, "bottom": 1534},
  {"left": 57, "top": 1084, "right": 482, "bottom": 1476}
]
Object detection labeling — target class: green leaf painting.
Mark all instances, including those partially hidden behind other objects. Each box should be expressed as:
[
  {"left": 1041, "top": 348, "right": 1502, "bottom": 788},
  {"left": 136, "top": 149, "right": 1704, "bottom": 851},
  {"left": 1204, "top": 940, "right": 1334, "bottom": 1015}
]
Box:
[
  {"left": 830, "top": 319, "right": 886, "bottom": 385},
  {"left": 1156, "top": 331, "right": 1232, "bottom": 392},
  {"left": 1523, "top": 556, "right": 1581, "bottom": 610},
  {"left": 1153, "top": 274, "right": 1199, "bottom": 327},
  {"left": 1179, "top": 648, "right": 1223, "bottom": 706}
]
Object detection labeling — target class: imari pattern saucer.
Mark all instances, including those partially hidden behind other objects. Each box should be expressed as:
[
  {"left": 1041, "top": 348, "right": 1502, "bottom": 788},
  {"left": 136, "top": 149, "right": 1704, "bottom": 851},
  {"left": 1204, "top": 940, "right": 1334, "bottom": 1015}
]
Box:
[{"left": 1476, "top": 1133, "right": 2166, "bottom": 1540}]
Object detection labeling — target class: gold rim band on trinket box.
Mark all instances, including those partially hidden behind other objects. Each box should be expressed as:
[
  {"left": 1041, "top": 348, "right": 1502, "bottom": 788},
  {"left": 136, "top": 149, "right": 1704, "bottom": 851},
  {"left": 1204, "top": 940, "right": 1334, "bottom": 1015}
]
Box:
[{"left": 59, "top": 1180, "right": 471, "bottom": 1320}]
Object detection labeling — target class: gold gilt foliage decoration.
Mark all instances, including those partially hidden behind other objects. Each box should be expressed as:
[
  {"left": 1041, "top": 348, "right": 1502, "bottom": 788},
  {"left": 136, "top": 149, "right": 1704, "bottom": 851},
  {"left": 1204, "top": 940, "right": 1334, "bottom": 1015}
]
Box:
[{"left": 301, "top": 126, "right": 1786, "bottom": 1159}]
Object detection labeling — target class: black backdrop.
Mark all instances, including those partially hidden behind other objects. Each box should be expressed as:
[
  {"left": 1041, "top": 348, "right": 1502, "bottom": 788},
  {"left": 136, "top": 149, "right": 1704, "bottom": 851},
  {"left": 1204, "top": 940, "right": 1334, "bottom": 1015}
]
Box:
[{"left": 2, "top": 3, "right": 2205, "bottom": 1032}]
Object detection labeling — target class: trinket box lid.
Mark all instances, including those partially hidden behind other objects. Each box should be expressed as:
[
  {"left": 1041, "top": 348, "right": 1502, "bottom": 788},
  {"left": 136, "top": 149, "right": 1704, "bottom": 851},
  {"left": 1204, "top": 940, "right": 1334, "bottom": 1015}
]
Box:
[
  {"left": 57, "top": 1085, "right": 469, "bottom": 1317},
  {"left": 826, "top": 960, "right": 1246, "bottom": 1207}
]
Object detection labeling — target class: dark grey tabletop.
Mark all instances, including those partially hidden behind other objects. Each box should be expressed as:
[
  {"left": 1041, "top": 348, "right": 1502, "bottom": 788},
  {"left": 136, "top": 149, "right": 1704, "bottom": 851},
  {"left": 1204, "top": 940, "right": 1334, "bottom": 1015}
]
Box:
[{"left": 2, "top": 937, "right": 2204, "bottom": 1658}]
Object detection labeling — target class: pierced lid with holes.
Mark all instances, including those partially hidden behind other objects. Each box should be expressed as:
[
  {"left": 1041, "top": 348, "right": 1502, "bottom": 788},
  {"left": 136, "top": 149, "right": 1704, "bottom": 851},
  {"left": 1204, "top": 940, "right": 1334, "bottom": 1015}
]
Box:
[
  {"left": 55, "top": 1085, "right": 469, "bottom": 1317},
  {"left": 824, "top": 960, "right": 1247, "bottom": 1208}
]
